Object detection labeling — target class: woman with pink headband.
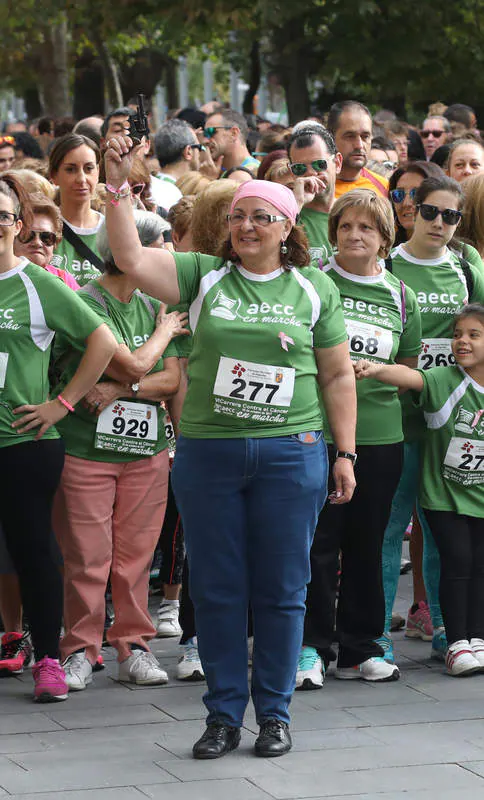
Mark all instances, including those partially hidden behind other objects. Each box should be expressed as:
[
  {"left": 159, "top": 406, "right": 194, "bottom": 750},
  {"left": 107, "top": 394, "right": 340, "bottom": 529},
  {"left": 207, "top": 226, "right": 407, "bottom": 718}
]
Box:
[{"left": 103, "top": 136, "right": 357, "bottom": 760}]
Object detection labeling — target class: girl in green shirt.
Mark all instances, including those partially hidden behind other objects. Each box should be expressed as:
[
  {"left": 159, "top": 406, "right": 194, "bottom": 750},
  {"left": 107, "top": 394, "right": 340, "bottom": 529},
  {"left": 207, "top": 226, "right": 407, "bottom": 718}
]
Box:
[{"left": 355, "top": 304, "right": 484, "bottom": 678}]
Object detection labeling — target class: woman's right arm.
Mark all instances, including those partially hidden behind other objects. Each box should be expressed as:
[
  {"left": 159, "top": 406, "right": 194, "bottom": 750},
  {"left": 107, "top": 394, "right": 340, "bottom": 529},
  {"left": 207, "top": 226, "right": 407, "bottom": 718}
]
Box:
[
  {"left": 103, "top": 135, "right": 180, "bottom": 303},
  {"left": 354, "top": 360, "right": 424, "bottom": 391}
]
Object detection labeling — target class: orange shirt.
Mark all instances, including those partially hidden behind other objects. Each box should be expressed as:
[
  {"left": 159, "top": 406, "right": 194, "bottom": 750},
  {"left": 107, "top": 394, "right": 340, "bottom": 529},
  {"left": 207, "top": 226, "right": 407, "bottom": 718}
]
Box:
[{"left": 335, "top": 168, "right": 389, "bottom": 199}]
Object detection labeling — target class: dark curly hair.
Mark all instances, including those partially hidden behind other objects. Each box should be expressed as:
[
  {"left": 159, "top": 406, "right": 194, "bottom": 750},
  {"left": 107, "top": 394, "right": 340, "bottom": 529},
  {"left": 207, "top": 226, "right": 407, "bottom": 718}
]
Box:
[{"left": 220, "top": 223, "right": 310, "bottom": 269}]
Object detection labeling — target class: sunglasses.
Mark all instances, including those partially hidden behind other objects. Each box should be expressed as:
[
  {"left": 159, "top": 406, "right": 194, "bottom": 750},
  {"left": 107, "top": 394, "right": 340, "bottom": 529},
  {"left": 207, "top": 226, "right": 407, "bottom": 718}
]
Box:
[
  {"left": 190, "top": 143, "right": 206, "bottom": 151},
  {"left": 420, "top": 130, "right": 445, "bottom": 139},
  {"left": 390, "top": 188, "right": 418, "bottom": 204},
  {"left": 227, "top": 212, "right": 287, "bottom": 227},
  {"left": 0, "top": 136, "right": 15, "bottom": 146},
  {"left": 21, "top": 230, "right": 57, "bottom": 246},
  {"left": 130, "top": 183, "right": 145, "bottom": 195},
  {"left": 289, "top": 158, "right": 329, "bottom": 177},
  {"left": 417, "top": 203, "right": 462, "bottom": 226},
  {"left": 203, "top": 126, "right": 232, "bottom": 139}
]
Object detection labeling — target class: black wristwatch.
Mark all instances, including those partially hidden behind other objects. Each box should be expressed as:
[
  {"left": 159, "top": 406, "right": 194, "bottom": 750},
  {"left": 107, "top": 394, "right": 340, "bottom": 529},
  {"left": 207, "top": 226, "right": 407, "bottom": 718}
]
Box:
[{"left": 336, "top": 450, "right": 357, "bottom": 465}]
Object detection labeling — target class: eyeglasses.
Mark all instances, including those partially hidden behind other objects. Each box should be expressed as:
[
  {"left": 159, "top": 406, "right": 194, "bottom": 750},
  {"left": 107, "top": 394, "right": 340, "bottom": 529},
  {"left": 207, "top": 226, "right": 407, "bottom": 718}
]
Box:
[
  {"left": 420, "top": 130, "right": 445, "bottom": 139},
  {"left": 0, "top": 136, "right": 15, "bottom": 146},
  {"left": 189, "top": 143, "right": 206, "bottom": 151},
  {"left": 20, "top": 230, "right": 57, "bottom": 246},
  {"left": 289, "top": 159, "right": 329, "bottom": 177},
  {"left": 0, "top": 210, "right": 18, "bottom": 227},
  {"left": 203, "top": 126, "right": 232, "bottom": 139},
  {"left": 227, "top": 212, "right": 287, "bottom": 227},
  {"left": 417, "top": 203, "right": 462, "bottom": 226},
  {"left": 382, "top": 161, "right": 398, "bottom": 170},
  {"left": 130, "top": 183, "right": 145, "bottom": 195},
  {"left": 390, "top": 188, "right": 418, "bottom": 204}
]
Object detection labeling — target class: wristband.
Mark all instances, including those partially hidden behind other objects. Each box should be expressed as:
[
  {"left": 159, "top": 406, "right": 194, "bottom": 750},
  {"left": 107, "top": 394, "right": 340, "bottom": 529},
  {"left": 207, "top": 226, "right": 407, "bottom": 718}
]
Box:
[
  {"left": 105, "top": 181, "right": 131, "bottom": 207},
  {"left": 336, "top": 450, "right": 357, "bottom": 465},
  {"left": 57, "top": 394, "right": 75, "bottom": 413}
]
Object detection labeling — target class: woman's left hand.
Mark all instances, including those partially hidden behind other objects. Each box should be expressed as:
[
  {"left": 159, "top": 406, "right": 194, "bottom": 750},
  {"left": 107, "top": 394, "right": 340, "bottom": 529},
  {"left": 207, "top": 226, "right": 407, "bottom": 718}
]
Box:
[
  {"left": 329, "top": 458, "right": 356, "bottom": 505},
  {"left": 83, "top": 382, "right": 123, "bottom": 416},
  {"left": 12, "top": 399, "right": 68, "bottom": 440}
]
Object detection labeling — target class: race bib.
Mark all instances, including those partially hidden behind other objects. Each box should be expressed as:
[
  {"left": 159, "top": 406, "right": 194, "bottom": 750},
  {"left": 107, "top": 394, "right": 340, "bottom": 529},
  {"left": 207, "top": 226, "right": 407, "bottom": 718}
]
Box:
[
  {"left": 213, "top": 357, "right": 295, "bottom": 424},
  {"left": 346, "top": 320, "right": 393, "bottom": 362},
  {"left": 0, "top": 353, "right": 8, "bottom": 389},
  {"left": 419, "top": 338, "right": 455, "bottom": 370},
  {"left": 443, "top": 436, "right": 484, "bottom": 485},
  {"left": 95, "top": 400, "right": 158, "bottom": 456}
]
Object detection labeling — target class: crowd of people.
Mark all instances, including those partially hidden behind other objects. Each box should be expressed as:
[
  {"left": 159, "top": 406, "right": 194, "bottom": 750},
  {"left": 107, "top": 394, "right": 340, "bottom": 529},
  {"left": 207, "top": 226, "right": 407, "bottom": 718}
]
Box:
[{"left": 0, "top": 97, "right": 483, "bottom": 760}]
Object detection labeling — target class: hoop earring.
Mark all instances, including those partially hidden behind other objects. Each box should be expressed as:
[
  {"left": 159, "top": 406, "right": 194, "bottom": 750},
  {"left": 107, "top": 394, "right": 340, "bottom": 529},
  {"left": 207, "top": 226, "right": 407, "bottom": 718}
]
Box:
[{"left": 280, "top": 241, "right": 288, "bottom": 255}]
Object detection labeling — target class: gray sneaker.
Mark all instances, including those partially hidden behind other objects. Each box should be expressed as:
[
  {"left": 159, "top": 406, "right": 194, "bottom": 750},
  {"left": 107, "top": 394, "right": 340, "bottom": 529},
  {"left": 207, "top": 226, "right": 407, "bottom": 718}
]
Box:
[
  {"left": 62, "top": 650, "right": 93, "bottom": 691},
  {"left": 118, "top": 648, "right": 168, "bottom": 685}
]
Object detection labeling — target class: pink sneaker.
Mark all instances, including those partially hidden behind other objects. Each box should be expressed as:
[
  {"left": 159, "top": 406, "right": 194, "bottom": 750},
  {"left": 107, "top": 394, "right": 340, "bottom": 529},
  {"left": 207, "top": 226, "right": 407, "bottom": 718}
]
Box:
[
  {"left": 32, "top": 656, "right": 68, "bottom": 702},
  {"left": 405, "top": 601, "right": 433, "bottom": 641},
  {"left": 0, "top": 632, "right": 32, "bottom": 675}
]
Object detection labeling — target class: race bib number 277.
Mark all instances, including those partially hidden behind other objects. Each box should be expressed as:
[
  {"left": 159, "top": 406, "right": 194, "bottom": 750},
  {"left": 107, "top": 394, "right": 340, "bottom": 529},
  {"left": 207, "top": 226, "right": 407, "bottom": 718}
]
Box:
[{"left": 213, "top": 356, "right": 295, "bottom": 424}]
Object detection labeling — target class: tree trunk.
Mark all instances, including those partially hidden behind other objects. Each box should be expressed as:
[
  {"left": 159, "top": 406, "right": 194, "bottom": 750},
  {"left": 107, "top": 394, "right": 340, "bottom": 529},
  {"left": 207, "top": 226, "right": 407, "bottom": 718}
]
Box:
[
  {"left": 73, "top": 49, "right": 105, "bottom": 118},
  {"left": 164, "top": 58, "right": 178, "bottom": 110},
  {"left": 38, "top": 14, "right": 71, "bottom": 116},
  {"left": 90, "top": 31, "right": 123, "bottom": 108},
  {"left": 242, "top": 40, "right": 261, "bottom": 115},
  {"left": 269, "top": 17, "right": 311, "bottom": 124}
]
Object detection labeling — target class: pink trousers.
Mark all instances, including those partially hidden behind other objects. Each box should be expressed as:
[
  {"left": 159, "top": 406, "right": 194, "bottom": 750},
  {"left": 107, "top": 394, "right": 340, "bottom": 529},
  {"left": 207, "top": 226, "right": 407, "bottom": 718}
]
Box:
[{"left": 53, "top": 450, "right": 169, "bottom": 663}]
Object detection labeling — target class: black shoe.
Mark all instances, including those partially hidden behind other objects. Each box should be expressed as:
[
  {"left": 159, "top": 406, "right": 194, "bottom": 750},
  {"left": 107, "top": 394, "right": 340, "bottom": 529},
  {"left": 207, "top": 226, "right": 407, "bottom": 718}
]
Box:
[
  {"left": 255, "top": 719, "right": 292, "bottom": 757},
  {"left": 192, "top": 723, "right": 241, "bottom": 759}
]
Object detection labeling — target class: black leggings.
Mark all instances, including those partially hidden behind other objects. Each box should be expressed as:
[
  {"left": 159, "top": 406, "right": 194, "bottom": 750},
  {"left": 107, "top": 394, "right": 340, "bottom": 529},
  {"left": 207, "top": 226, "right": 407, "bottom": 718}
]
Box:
[
  {"left": 0, "top": 439, "right": 65, "bottom": 660},
  {"left": 304, "top": 442, "right": 403, "bottom": 667},
  {"left": 422, "top": 509, "right": 484, "bottom": 644}
]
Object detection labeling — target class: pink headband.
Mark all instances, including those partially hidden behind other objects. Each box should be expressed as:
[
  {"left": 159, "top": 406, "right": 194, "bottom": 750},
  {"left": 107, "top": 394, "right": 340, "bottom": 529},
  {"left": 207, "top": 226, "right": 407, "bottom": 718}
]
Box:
[{"left": 230, "top": 179, "right": 298, "bottom": 225}]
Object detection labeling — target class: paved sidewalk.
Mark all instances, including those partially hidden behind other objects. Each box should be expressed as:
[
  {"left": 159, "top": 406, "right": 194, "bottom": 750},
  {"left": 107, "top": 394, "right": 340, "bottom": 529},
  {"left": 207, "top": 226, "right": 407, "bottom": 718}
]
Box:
[{"left": 1, "top": 560, "right": 484, "bottom": 799}]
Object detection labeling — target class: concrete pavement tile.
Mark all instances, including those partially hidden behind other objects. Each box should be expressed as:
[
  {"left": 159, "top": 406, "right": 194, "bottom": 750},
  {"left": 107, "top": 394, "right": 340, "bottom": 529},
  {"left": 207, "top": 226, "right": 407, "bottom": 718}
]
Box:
[
  {"left": 360, "top": 719, "right": 484, "bottom": 746},
  {"left": 347, "top": 698, "right": 484, "bottom": 726},
  {"left": 459, "top": 761, "right": 484, "bottom": 778},
  {"left": 138, "top": 777, "right": 274, "bottom": 799},
  {"left": 250, "top": 763, "right": 484, "bottom": 798},
  {"left": 44, "top": 703, "right": 173, "bottom": 729},
  {"left": 158, "top": 751, "right": 286, "bottom": 781},
  {"left": 294, "top": 682, "right": 434, "bottom": 710},
  {"left": 10, "top": 741, "right": 175, "bottom": 767},
  {"left": 0, "top": 756, "right": 178, "bottom": 794},
  {"left": 290, "top": 728, "right": 383, "bottom": 752},
  {"left": 3, "top": 791, "right": 145, "bottom": 800},
  {"left": 0, "top": 713, "right": 63, "bottom": 735},
  {"left": 243, "top": 708, "right": 363, "bottom": 735}
]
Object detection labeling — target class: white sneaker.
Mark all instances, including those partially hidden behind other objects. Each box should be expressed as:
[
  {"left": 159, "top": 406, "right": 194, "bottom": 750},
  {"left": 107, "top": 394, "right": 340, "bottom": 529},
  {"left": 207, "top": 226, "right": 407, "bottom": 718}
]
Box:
[
  {"left": 446, "top": 640, "right": 481, "bottom": 677},
  {"left": 295, "top": 646, "right": 324, "bottom": 690},
  {"left": 118, "top": 648, "right": 168, "bottom": 685},
  {"left": 62, "top": 650, "right": 93, "bottom": 691},
  {"left": 176, "top": 637, "right": 205, "bottom": 681},
  {"left": 470, "top": 638, "right": 484, "bottom": 669},
  {"left": 156, "top": 602, "right": 182, "bottom": 638},
  {"left": 335, "top": 656, "right": 400, "bottom": 682}
]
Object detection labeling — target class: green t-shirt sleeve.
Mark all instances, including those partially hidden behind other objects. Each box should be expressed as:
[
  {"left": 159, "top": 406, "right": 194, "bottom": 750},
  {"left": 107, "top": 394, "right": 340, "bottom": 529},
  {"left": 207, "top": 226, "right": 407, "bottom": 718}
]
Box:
[
  {"left": 76, "top": 292, "right": 124, "bottom": 345},
  {"left": 174, "top": 252, "right": 224, "bottom": 305},
  {"left": 470, "top": 262, "right": 484, "bottom": 304},
  {"left": 39, "top": 274, "right": 107, "bottom": 344},
  {"left": 396, "top": 286, "right": 422, "bottom": 359},
  {"left": 312, "top": 272, "right": 348, "bottom": 349},
  {"left": 464, "top": 243, "right": 484, "bottom": 274},
  {"left": 414, "top": 366, "right": 447, "bottom": 412}
]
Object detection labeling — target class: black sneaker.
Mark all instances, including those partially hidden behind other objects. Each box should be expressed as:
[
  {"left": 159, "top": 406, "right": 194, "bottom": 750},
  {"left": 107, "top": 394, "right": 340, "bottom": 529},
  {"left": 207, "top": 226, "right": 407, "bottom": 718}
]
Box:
[
  {"left": 193, "top": 722, "right": 241, "bottom": 759},
  {"left": 255, "top": 719, "right": 292, "bottom": 757}
]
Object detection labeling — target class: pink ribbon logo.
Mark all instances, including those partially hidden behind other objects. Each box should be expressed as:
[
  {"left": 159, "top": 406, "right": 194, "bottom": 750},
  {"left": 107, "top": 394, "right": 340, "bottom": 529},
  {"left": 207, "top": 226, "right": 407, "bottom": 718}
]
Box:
[{"left": 278, "top": 332, "right": 294, "bottom": 351}]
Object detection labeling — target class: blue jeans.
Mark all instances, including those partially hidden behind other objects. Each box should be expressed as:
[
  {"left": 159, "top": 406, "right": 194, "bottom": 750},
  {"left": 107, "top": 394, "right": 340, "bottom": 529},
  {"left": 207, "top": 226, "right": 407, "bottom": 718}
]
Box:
[
  {"left": 382, "top": 441, "right": 443, "bottom": 631},
  {"left": 171, "top": 432, "right": 328, "bottom": 728}
]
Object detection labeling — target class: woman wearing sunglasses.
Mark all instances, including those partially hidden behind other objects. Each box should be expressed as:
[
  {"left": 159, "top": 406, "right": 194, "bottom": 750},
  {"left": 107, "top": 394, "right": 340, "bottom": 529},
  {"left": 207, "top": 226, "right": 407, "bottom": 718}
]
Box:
[
  {"left": 382, "top": 175, "right": 484, "bottom": 664},
  {"left": 14, "top": 194, "right": 79, "bottom": 289},
  {"left": 103, "top": 133, "right": 356, "bottom": 759},
  {"left": 389, "top": 161, "right": 444, "bottom": 246}
]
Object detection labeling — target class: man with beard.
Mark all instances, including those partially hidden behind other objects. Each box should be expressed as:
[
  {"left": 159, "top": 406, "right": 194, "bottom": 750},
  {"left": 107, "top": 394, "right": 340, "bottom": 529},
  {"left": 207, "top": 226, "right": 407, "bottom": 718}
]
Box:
[
  {"left": 203, "top": 108, "right": 259, "bottom": 177},
  {"left": 288, "top": 125, "right": 342, "bottom": 266},
  {"left": 328, "top": 101, "right": 388, "bottom": 199}
]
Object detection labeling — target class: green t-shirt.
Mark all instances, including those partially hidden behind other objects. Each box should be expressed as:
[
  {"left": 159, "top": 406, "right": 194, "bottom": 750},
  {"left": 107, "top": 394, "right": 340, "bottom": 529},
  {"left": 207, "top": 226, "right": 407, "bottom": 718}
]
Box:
[
  {"left": 0, "top": 258, "right": 103, "bottom": 449},
  {"left": 323, "top": 257, "right": 421, "bottom": 445},
  {"left": 391, "top": 244, "right": 484, "bottom": 440},
  {"left": 55, "top": 281, "right": 177, "bottom": 462},
  {"left": 51, "top": 213, "right": 104, "bottom": 287},
  {"left": 166, "top": 301, "right": 192, "bottom": 359},
  {"left": 298, "top": 208, "right": 332, "bottom": 267},
  {"left": 460, "top": 242, "right": 484, "bottom": 275},
  {"left": 174, "top": 253, "right": 348, "bottom": 438},
  {"left": 417, "top": 366, "right": 484, "bottom": 517}
]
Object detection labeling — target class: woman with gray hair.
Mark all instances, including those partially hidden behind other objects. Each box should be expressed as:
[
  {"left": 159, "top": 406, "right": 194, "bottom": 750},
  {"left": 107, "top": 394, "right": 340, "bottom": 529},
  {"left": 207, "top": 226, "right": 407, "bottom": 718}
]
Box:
[{"left": 52, "top": 210, "right": 189, "bottom": 691}]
